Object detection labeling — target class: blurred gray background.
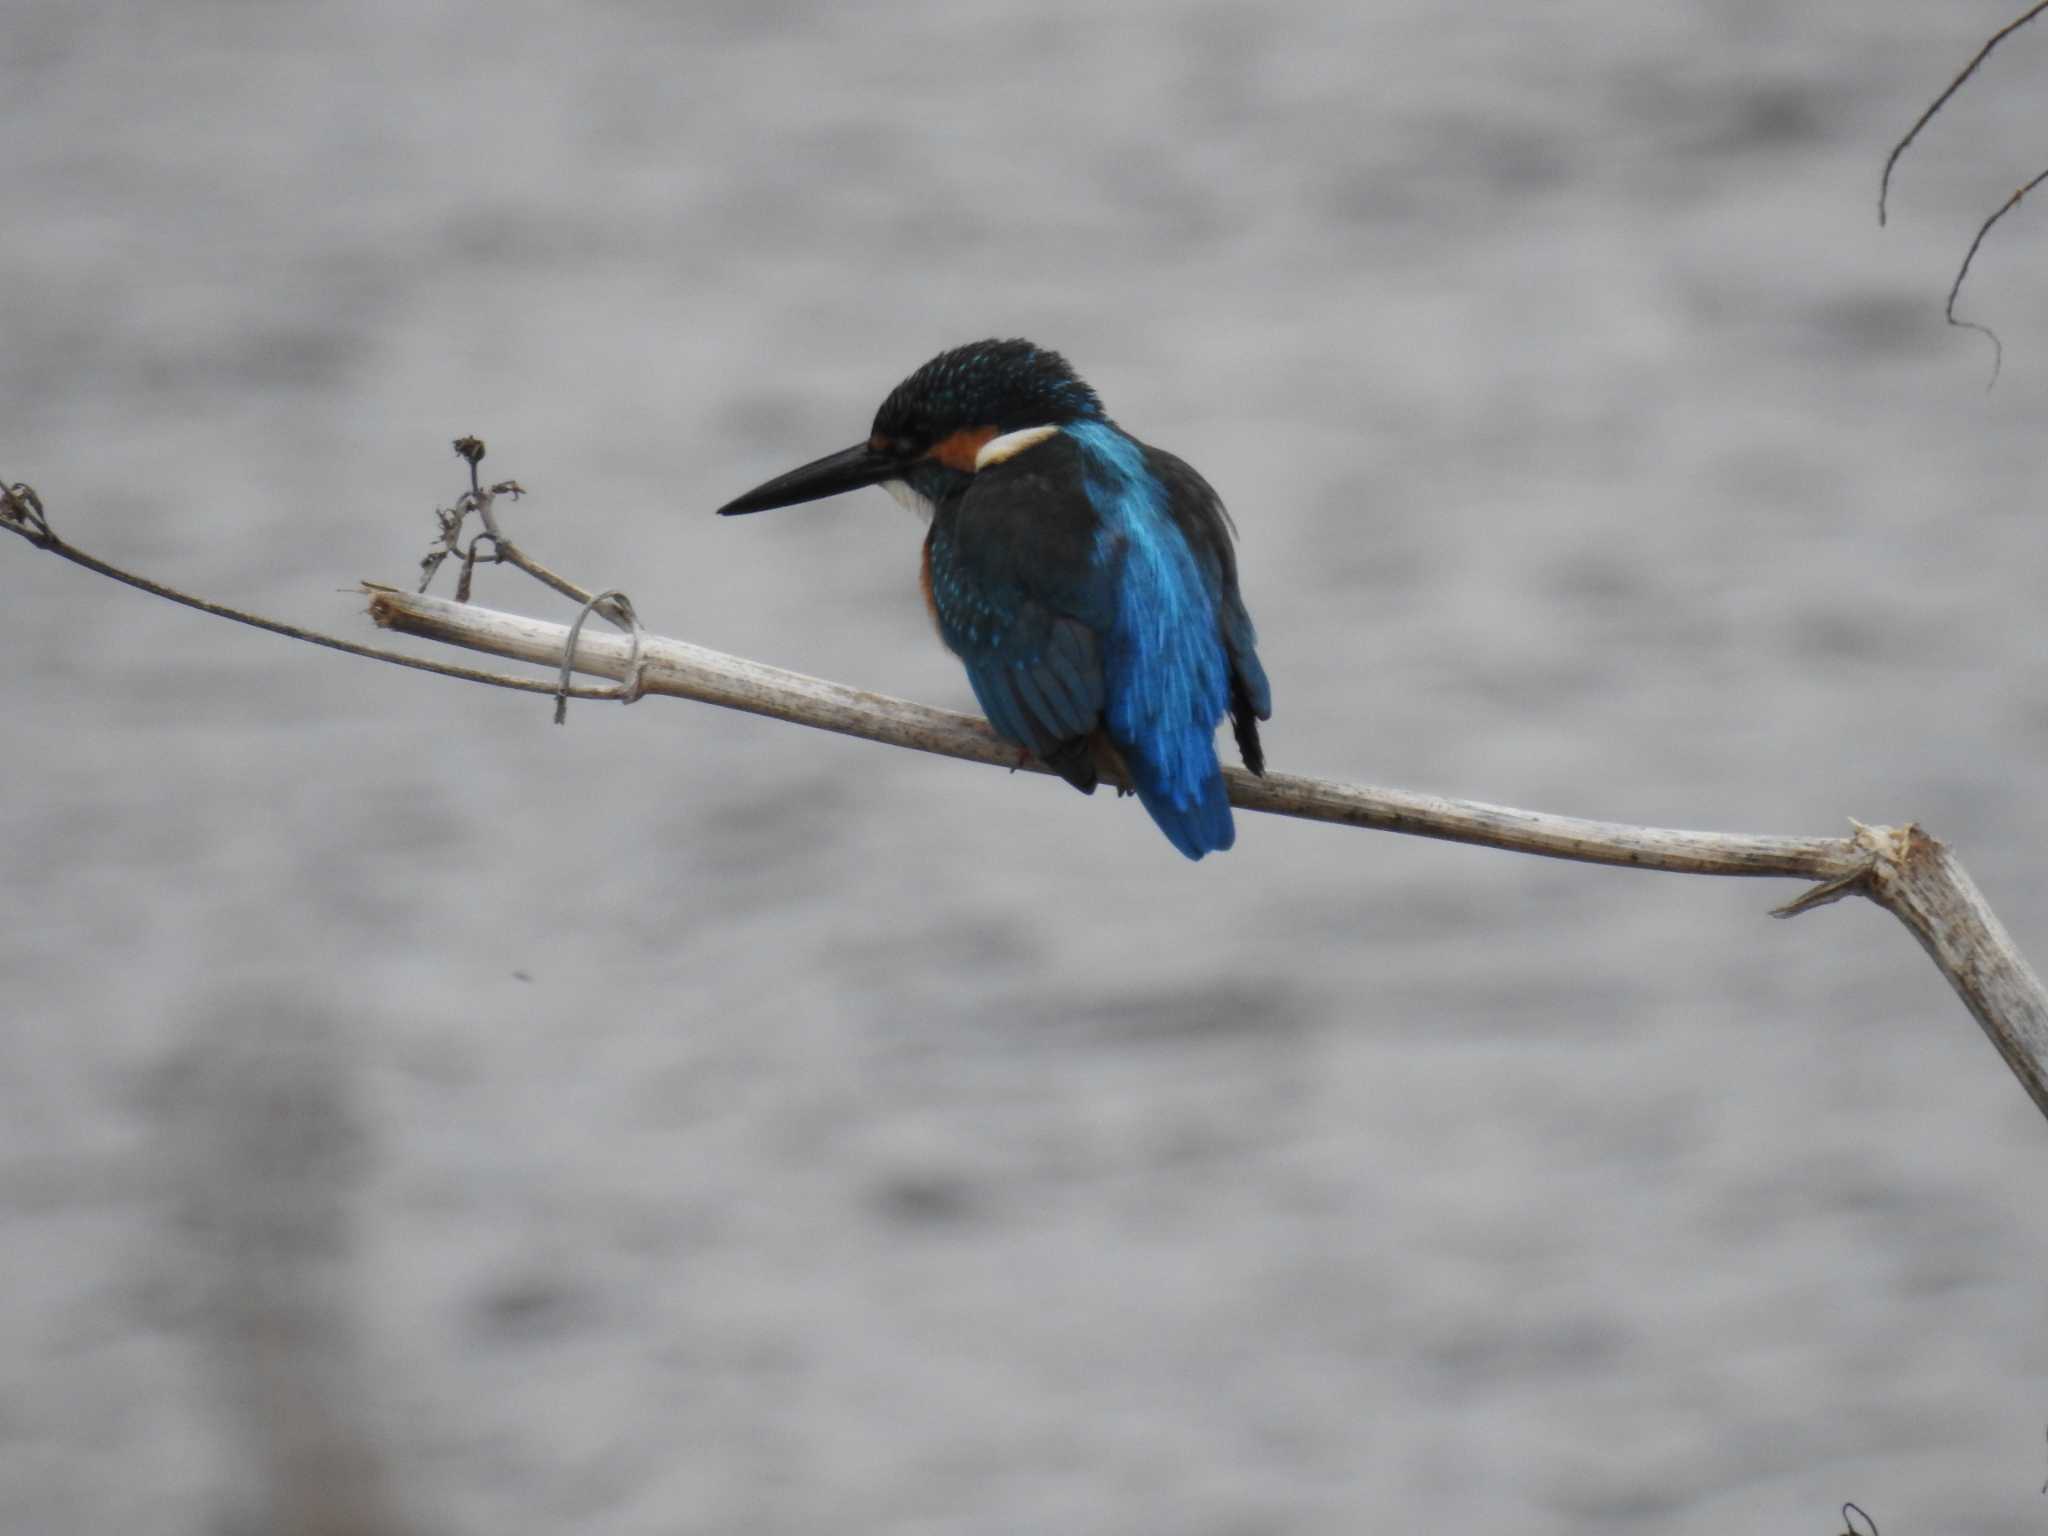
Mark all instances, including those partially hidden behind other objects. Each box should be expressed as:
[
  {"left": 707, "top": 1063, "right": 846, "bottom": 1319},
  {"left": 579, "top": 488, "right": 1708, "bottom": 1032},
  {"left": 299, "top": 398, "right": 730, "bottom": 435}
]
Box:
[{"left": 5, "top": 2, "right": 2048, "bottom": 1532}]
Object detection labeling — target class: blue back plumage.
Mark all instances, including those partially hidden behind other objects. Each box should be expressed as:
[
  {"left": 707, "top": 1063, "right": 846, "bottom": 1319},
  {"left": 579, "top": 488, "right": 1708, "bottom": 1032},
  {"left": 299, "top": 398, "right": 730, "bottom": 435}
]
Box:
[
  {"left": 1068, "top": 420, "right": 1236, "bottom": 859},
  {"left": 818, "top": 338, "right": 1265, "bottom": 861}
]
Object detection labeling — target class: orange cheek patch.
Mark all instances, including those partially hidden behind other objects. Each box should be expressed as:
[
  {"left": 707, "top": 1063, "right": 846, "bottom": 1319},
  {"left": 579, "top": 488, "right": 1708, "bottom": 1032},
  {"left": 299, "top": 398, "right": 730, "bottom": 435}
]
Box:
[{"left": 928, "top": 426, "right": 998, "bottom": 472}]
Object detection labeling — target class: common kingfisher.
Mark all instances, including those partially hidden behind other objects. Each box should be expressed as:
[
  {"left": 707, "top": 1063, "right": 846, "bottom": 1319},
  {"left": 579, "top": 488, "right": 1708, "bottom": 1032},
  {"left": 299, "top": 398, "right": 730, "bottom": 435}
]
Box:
[{"left": 716, "top": 338, "right": 1271, "bottom": 860}]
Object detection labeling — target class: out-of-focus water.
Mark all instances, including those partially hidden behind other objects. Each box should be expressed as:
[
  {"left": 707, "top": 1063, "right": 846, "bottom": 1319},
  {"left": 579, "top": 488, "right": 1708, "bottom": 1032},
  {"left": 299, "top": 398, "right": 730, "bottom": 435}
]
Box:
[{"left": 5, "top": 3, "right": 2048, "bottom": 1531}]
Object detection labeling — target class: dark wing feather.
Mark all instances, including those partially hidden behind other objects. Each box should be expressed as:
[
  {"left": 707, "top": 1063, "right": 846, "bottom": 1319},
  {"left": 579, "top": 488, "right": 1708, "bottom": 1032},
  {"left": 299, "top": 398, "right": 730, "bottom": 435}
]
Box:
[{"left": 927, "top": 436, "right": 1116, "bottom": 792}]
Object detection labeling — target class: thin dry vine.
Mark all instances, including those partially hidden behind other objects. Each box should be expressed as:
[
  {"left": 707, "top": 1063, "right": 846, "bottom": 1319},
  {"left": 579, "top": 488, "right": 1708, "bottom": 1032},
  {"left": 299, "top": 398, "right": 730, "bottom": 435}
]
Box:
[{"left": 1880, "top": 1, "right": 2048, "bottom": 383}]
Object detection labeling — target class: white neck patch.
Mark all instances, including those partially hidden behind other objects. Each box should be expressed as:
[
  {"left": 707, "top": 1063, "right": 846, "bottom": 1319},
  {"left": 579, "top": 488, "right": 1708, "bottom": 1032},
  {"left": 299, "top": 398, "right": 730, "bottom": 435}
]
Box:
[{"left": 974, "top": 425, "right": 1060, "bottom": 470}]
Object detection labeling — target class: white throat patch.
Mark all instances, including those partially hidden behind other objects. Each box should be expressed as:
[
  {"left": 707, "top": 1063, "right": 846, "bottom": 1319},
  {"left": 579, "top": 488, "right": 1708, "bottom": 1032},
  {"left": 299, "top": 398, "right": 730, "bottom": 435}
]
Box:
[
  {"left": 974, "top": 425, "right": 1061, "bottom": 470},
  {"left": 883, "top": 478, "right": 936, "bottom": 522},
  {"left": 882, "top": 426, "right": 1062, "bottom": 522}
]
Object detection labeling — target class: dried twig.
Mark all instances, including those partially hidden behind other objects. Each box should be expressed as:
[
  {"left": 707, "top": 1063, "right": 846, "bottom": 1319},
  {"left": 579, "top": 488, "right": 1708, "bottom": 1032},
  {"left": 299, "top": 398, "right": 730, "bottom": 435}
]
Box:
[
  {"left": 421, "top": 435, "right": 630, "bottom": 627},
  {"left": 1879, "top": 0, "right": 2048, "bottom": 225},
  {"left": 1879, "top": 3, "right": 2048, "bottom": 381},
  {"left": 1942, "top": 164, "right": 2048, "bottom": 387},
  {"left": 0, "top": 471, "right": 616, "bottom": 702}
]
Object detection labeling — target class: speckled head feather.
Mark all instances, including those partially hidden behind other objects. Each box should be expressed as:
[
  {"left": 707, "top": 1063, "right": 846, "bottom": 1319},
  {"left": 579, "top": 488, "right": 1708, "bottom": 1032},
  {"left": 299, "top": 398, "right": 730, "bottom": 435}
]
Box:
[{"left": 870, "top": 339, "right": 1104, "bottom": 455}]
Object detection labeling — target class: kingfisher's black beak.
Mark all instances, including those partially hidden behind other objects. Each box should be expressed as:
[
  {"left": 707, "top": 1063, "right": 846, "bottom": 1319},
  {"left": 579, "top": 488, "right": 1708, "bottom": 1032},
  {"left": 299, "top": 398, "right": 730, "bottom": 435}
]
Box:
[{"left": 716, "top": 442, "right": 902, "bottom": 516}]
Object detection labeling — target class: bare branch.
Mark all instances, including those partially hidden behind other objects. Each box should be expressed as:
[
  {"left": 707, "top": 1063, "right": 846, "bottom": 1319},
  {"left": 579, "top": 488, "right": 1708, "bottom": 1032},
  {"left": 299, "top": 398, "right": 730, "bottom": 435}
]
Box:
[
  {"left": 388, "top": 577, "right": 2048, "bottom": 1115},
  {"left": 10, "top": 467, "right": 2048, "bottom": 1124},
  {"left": 353, "top": 588, "right": 1846, "bottom": 875},
  {"left": 360, "top": 581, "right": 2048, "bottom": 1122},
  {"left": 1879, "top": 4, "right": 2048, "bottom": 381},
  {"left": 1862, "top": 824, "right": 2048, "bottom": 1113},
  {"left": 1879, "top": 0, "right": 2048, "bottom": 224},
  {"left": 1944, "top": 164, "right": 2048, "bottom": 386}
]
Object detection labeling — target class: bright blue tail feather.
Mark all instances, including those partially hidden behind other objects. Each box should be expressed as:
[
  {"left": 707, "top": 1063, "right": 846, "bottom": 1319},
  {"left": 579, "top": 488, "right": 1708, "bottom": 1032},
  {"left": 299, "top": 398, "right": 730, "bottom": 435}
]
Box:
[{"left": 1132, "top": 761, "right": 1236, "bottom": 860}]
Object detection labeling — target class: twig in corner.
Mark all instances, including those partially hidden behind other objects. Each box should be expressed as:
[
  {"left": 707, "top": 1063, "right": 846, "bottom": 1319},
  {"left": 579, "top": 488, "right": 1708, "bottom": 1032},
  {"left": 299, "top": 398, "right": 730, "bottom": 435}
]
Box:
[
  {"left": 1878, "top": 3, "right": 2048, "bottom": 383},
  {"left": 1879, "top": 0, "right": 2048, "bottom": 224},
  {"left": 1943, "top": 164, "right": 2048, "bottom": 389}
]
